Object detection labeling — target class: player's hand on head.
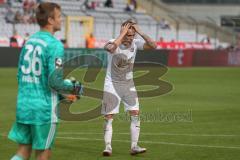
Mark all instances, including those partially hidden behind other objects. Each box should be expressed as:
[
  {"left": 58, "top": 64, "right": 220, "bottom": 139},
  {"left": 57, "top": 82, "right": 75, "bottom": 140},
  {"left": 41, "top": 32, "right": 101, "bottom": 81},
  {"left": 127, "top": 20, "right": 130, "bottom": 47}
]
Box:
[
  {"left": 132, "top": 24, "right": 142, "bottom": 35},
  {"left": 120, "top": 23, "right": 132, "bottom": 35}
]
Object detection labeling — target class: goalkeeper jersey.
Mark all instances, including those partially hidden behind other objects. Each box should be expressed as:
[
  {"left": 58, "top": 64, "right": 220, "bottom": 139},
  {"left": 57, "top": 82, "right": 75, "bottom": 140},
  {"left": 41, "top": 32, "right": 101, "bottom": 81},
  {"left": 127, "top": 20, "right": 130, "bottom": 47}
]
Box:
[{"left": 16, "top": 30, "right": 73, "bottom": 125}]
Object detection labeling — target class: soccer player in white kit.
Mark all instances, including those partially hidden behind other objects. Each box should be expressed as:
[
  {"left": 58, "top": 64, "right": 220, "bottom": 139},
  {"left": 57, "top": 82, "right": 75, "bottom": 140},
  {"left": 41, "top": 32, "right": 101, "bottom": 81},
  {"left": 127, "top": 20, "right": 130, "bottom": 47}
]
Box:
[{"left": 101, "top": 19, "right": 157, "bottom": 156}]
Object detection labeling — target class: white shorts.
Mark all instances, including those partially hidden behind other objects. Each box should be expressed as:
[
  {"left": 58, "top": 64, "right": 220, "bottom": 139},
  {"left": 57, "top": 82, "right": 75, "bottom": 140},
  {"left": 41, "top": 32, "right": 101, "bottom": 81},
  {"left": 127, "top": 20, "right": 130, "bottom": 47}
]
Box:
[{"left": 101, "top": 80, "right": 139, "bottom": 115}]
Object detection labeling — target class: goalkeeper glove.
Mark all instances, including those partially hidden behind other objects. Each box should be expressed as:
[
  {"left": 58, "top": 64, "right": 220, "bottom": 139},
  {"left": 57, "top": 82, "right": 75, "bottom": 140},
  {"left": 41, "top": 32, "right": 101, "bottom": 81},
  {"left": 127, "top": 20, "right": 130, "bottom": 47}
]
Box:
[
  {"left": 69, "top": 77, "right": 84, "bottom": 96},
  {"left": 62, "top": 77, "right": 84, "bottom": 102}
]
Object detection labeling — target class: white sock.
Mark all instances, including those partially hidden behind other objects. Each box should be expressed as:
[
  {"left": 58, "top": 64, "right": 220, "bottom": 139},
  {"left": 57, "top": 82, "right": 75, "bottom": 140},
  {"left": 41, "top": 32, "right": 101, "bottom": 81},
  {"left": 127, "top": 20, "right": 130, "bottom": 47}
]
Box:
[
  {"left": 130, "top": 115, "right": 140, "bottom": 148},
  {"left": 104, "top": 118, "right": 113, "bottom": 147}
]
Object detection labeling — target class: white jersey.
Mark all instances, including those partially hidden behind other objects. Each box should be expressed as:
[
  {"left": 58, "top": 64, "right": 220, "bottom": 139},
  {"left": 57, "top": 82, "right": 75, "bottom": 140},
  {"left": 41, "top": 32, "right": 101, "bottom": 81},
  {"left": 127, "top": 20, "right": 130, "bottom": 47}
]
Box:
[{"left": 105, "top": 39, "right": 145, "bottom": 83}]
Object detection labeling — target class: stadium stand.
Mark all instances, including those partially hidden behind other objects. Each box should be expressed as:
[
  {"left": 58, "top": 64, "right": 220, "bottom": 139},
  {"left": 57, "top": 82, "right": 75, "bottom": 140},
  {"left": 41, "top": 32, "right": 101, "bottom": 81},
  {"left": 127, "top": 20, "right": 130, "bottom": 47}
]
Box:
[{"left": 0, "top": 0, "right": 237, "bottom": 48}]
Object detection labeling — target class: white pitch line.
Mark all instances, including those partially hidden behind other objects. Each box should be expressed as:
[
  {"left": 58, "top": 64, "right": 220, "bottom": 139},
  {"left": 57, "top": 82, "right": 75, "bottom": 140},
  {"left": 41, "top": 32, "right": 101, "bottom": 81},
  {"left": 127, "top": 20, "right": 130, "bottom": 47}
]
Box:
[
  {"left": 1, "top": 133, "right": 240, "bottom": 150},
  {"left": 56, "top": 136, "right": 240, "bottom": 150},
  {"left": 58, "top": 132, "right": 240, "bottom": 137}
]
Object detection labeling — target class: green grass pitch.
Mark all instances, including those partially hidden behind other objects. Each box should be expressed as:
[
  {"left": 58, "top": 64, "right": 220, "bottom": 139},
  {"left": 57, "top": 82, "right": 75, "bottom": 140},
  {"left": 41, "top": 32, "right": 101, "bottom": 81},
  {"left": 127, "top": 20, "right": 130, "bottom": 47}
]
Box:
[{"left": 0, "top": 67, "right": 240, "bottom": 160}]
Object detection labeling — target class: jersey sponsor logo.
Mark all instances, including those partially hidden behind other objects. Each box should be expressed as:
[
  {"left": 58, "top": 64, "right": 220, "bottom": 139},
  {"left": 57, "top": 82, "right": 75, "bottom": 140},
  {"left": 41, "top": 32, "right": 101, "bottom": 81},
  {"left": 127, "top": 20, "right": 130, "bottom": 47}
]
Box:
[{"left": 55, "top": 58, "right": 63, "bottom": 69}]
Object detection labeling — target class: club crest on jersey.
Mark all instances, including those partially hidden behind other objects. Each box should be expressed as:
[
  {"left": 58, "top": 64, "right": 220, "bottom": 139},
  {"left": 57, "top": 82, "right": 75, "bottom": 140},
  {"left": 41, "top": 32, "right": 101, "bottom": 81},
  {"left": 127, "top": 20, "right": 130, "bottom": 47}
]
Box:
[
  {"left": 55, "top": 58, "right": 63, "bottom": 69},
  {"left": 130, "top": 47, "right": 134, "bottom": 52}
]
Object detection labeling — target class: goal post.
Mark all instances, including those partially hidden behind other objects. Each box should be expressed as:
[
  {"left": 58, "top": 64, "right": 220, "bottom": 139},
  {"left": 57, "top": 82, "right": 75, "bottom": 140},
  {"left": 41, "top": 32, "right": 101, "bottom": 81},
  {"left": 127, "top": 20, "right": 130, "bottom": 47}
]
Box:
[{"left": 65, "top": 16, "right": 94, "bottom": 48}]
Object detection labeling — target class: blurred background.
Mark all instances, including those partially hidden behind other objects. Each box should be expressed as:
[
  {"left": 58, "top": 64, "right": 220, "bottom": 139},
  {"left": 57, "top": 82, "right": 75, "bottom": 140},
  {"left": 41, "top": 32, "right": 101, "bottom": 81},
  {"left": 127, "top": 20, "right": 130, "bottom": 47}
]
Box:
[{"left": 1, "top": 0, "right": 240, "bottom": 67}]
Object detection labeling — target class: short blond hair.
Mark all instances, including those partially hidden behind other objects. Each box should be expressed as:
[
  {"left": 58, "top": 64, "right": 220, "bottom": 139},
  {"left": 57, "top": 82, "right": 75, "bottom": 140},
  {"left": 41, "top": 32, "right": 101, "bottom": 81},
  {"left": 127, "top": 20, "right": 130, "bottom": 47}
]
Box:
[
  {"left": 121, "top": 19, "right": 136, "bottom": 27},
  {"left": 36, "top": 2, "right": 61, "bottom": 27}
]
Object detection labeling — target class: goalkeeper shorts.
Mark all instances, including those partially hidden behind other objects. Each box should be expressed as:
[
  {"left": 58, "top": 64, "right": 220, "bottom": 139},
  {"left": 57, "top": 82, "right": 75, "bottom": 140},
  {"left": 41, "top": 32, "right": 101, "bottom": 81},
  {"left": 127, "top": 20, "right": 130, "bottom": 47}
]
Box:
[{"left": 8, "top": 122, "right": 57, "bottom": 150}]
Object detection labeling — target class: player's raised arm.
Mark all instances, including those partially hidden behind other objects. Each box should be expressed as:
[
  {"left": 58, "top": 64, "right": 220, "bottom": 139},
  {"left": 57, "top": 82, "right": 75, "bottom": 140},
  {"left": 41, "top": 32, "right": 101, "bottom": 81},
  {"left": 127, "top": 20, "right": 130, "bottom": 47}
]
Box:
[
  {"left": 104, "top": 23, "right": 132, "bottom": 53},
  {"left": 132, "top": 24, "right": 157, "bottom": 50}
]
